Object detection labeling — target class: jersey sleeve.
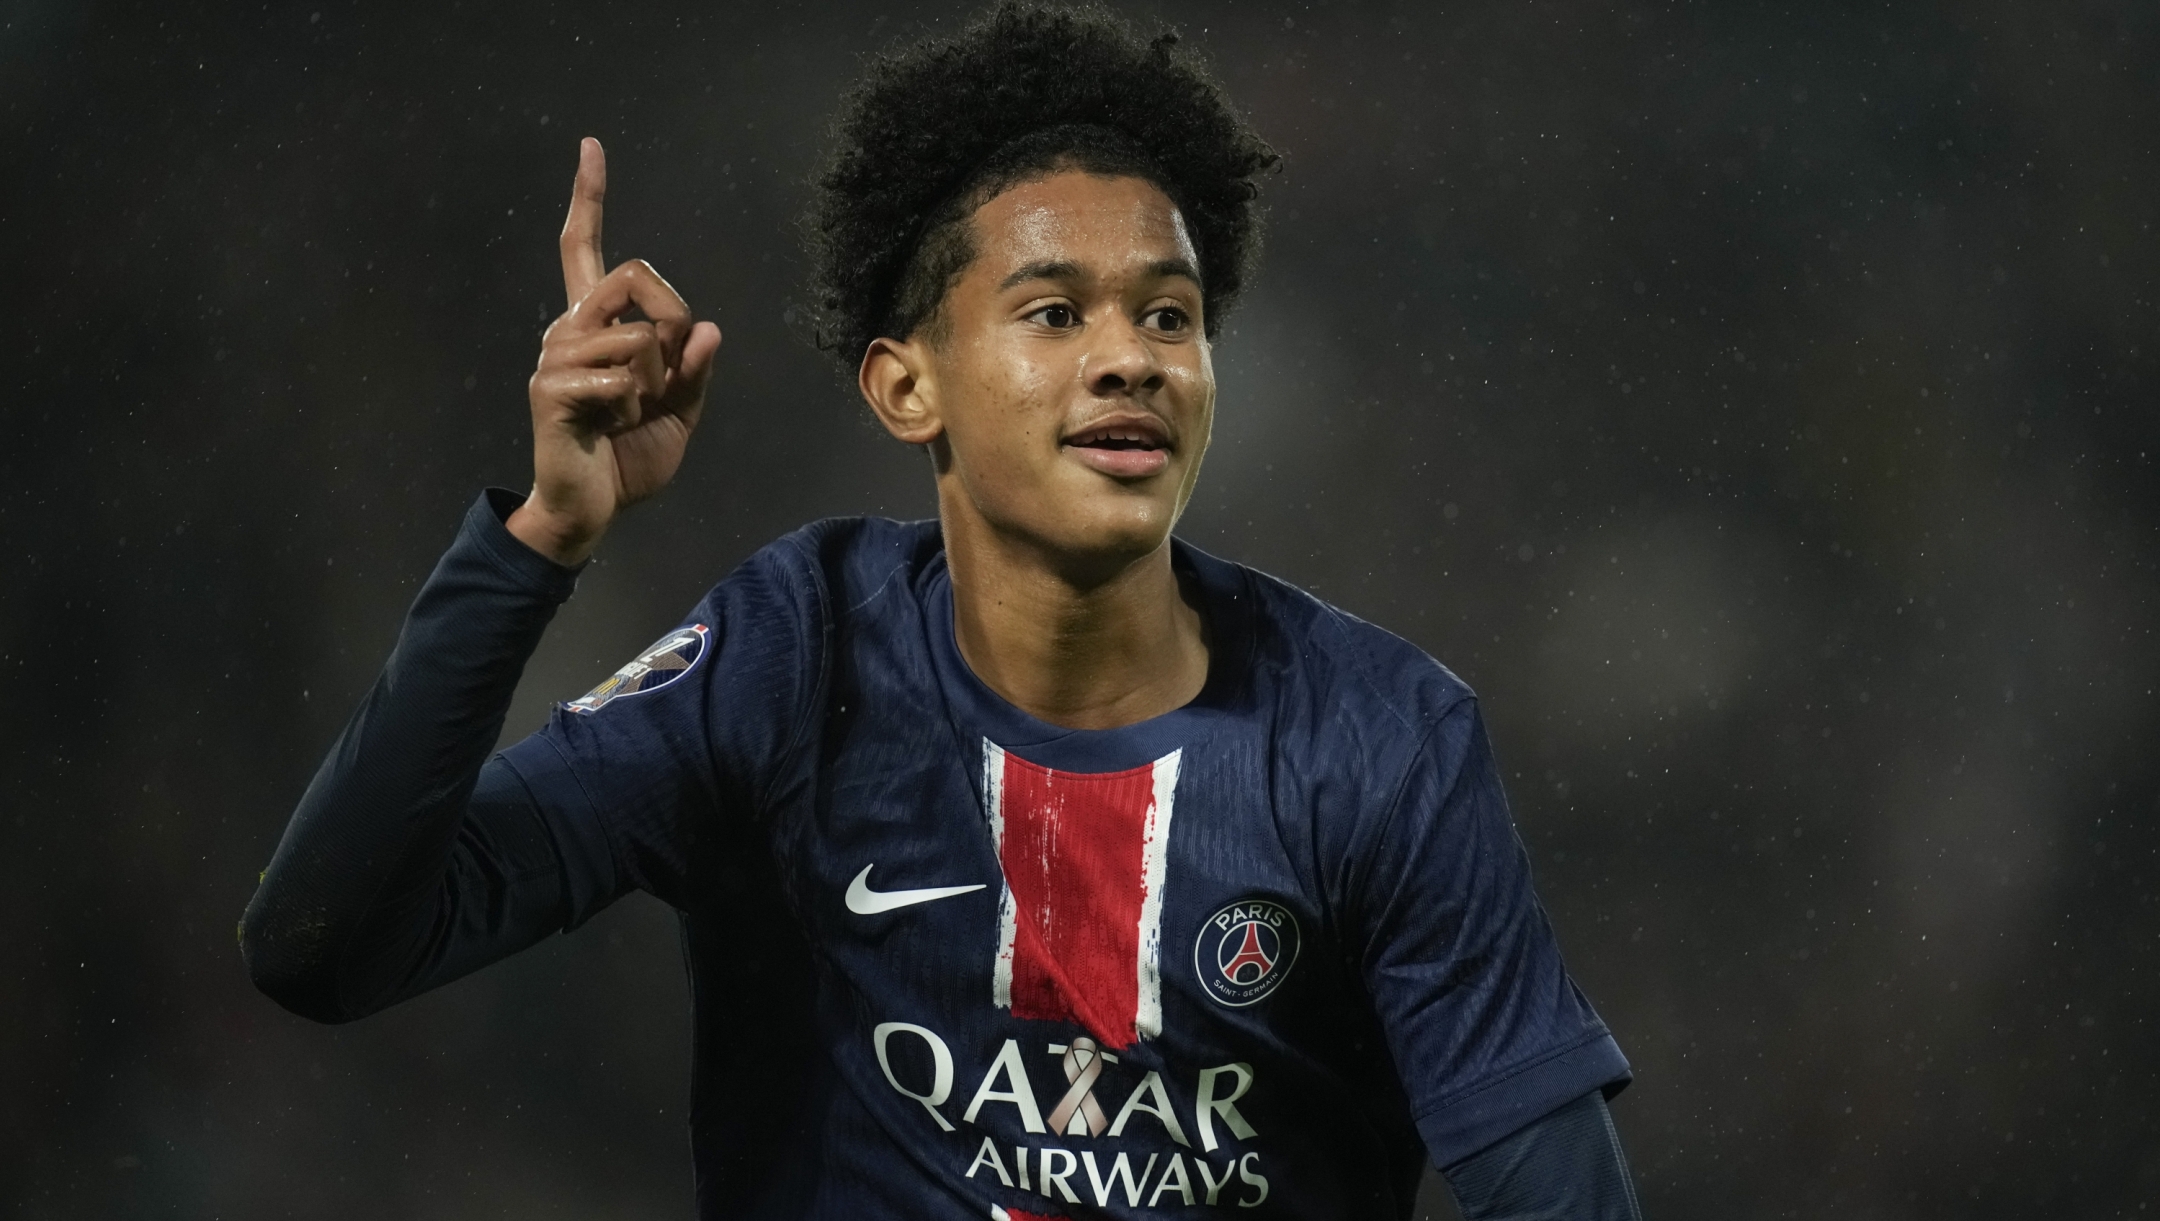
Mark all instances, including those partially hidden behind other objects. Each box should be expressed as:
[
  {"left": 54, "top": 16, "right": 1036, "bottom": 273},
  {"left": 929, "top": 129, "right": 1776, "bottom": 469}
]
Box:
[
  {"left": 496, "top": 536, "right": 827, "bottom": 919},
  {"left": 1352, "top": 697, "right": 1631, "bottom": 1169},
  {"left": 245, "top": 489, "right": 589, "bottom": 1021},
  {"left": 1442, "top": 1088, "right": 1643, "bottom": 1218}
]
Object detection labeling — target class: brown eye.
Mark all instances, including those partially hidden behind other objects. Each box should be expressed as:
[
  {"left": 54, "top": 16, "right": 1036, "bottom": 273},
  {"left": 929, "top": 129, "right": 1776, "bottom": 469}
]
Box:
[
  {"left": 1145, "top": 307, "right": 1189, "bottom": 333},
  {"left": 1030, "top": 304, "right": 1078, "bottom": 329}
]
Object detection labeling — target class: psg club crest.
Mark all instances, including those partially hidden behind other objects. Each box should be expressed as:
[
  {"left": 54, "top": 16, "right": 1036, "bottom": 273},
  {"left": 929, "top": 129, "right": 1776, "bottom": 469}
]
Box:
[
  {"left": 1194, "top": 898, "right": 1300, "bottom": 1008},
  {"left": 567, "top": 624, "right": 709, "bottom": 714}
]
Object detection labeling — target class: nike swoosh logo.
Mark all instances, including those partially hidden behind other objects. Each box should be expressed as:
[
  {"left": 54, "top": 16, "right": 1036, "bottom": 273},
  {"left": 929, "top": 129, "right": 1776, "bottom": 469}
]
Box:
[{"left": 845, "top": 864, "right": 987, "bottom": 915}]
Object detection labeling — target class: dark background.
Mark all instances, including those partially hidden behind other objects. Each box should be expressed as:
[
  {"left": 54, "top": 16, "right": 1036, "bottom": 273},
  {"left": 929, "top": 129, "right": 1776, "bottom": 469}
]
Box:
[{"left": 5, "top": 1, "right": 2155, "bottom": 1217}]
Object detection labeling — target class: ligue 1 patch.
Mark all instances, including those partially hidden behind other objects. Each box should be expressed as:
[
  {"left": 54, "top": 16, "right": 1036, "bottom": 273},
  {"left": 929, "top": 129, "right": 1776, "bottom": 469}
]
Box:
[
  {"left": 1194, "top": 897, "right": 1300, "bottom": 1007},
  {"left": 567, "top": 624, "right": 709, "bottom": 714}
]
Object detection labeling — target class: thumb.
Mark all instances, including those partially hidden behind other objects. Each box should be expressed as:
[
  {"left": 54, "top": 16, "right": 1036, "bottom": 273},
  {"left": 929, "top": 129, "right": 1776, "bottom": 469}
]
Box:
[{"left": 668, "top": 321, "right": 724, "bottom": 409}]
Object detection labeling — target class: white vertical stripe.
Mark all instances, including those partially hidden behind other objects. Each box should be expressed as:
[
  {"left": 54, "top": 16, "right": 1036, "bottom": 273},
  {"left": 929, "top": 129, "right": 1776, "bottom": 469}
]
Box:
[
  {"left": 983, "top": 739, "right": 1017, "bottom": 1012},
  {"left": 1134, "top": 748, "right": 1181, "bottom": 1042}
]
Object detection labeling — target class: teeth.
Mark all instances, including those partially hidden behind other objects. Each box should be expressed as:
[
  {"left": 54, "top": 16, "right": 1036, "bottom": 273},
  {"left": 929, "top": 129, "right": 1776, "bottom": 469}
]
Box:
[{"left": 1074, "top": 425, "right": 1159, "bottom": 447}]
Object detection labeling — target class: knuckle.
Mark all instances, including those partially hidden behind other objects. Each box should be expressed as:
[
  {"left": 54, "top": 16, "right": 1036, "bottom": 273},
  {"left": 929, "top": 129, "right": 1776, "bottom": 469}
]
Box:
[{"left": 535, "top": 369, "right": 583, "bottom": 398}]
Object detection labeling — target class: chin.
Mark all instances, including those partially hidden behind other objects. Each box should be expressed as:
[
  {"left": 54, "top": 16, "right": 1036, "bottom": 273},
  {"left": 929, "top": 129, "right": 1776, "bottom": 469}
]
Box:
[
  {"left": 953, "top": 473, "right": 1188, "bottom": 581},
  {"left": 1053, "top": 500, "right": 1180, "bottom": 566}
]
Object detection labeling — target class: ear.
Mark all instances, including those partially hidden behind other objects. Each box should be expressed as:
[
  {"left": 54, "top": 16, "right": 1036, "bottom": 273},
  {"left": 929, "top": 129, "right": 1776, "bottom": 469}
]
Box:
[{"left": 859, "top": 336, "right": 943, "bottom": 445}]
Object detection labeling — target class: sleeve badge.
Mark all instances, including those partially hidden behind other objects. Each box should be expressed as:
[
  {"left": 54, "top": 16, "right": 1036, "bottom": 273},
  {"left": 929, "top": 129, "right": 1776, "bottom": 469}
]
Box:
[{"left": 566, "top": 623, "right": 710, "bottom": 714}]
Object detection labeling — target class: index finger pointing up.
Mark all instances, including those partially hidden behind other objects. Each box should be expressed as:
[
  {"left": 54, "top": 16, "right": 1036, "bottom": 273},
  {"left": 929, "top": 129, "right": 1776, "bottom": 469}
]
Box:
[{"left": 559, "top": 137, "right": 607, "bottom": 307}]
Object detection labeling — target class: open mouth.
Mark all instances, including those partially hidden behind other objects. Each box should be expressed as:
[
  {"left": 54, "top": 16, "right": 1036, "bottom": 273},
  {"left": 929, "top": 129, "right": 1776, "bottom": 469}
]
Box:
[
  {"left": 1062, "top": 419, "right": 1174, "bottom": 478},
  {"left": 1064, "top": 422, "right": 1170, "bottom": 453}
]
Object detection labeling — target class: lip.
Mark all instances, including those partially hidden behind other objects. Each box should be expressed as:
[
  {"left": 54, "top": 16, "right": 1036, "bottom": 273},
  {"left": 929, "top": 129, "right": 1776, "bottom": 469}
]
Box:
[{"left": 1060, "top": 413, "right": 1173, "bottom": 480}]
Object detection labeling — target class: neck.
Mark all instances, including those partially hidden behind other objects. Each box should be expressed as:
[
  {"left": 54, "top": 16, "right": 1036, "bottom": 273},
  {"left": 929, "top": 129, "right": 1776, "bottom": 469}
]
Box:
[{"left": 941, "top": 503, "right": 1209, "bottom": 732}]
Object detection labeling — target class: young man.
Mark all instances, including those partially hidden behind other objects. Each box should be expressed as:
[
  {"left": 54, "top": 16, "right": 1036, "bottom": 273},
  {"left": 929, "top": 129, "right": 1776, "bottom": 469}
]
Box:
[{"left": 242, "top": 6, "right": 1642, "bottom": 1218}]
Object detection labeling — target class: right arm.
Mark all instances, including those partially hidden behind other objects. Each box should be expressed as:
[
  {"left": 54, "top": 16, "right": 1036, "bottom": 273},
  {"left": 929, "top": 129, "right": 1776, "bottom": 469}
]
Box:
[
  {"left": 239, "top": 139, "right": 723, "bottom": 1021},
  {"left": 241, "top": 490, "right": 587, "bottom": 1021}
]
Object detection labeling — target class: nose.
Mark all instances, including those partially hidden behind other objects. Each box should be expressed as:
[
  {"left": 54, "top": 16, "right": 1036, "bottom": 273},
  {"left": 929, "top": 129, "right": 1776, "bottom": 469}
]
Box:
[{"left": 1082, "top": 315, "right": 1166, "bottom": 399}]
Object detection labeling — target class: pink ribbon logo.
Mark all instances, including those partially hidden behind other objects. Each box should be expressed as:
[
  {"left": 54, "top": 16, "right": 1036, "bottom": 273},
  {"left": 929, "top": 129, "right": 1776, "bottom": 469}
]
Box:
[{"left": 1045, "top": 1037, "right": 1118, "bottom": 1136}]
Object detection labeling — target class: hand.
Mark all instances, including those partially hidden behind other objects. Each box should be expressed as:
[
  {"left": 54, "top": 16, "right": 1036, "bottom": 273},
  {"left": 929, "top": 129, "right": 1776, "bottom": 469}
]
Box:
[{"left": 507, "top": 137, "right": 723, "bottom": 566}]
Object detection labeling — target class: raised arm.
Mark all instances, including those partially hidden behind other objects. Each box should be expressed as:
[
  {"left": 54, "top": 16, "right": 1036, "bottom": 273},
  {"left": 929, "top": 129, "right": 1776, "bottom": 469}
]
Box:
[{"left": 240, "top": 140, "right": 720, "bottom": 1021}]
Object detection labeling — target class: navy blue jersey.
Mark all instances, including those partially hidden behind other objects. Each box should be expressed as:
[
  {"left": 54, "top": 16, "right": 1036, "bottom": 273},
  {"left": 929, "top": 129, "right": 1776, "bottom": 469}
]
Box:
[{"left": 489, "top": 515, "right": 1628, "bottom": 1219}]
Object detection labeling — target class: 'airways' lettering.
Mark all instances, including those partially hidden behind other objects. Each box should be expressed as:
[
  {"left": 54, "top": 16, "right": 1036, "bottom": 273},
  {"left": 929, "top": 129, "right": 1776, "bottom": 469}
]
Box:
[
  {"left": 1083, "top": 1151, "right": 1156, "bottom": 1207},
  {"left": 968, "top": 1144, "right": 1270, "bottom": 1210}
]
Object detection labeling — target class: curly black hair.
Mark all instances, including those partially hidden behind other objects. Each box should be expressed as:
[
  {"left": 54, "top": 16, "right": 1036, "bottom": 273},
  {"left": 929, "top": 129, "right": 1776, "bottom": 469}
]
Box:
[{"left": 803, "top": 2, "right": 1279, "bottom": 363}]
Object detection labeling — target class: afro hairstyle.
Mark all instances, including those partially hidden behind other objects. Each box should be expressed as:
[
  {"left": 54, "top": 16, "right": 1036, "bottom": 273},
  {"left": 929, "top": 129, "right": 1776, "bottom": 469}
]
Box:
[{"left": 802, "top": 1, "right": 1279, "bottom": 364}]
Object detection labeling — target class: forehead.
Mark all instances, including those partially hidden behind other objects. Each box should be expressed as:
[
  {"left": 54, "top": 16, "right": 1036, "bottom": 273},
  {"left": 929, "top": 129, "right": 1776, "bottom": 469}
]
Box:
[{"left": 965, "top": 171, "right": 1198, "bottom": 281}]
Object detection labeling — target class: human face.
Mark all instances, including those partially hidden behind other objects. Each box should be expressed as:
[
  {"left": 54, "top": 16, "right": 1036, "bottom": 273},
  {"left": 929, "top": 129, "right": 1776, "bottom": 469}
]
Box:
[{"left": 863, "top": 171, "right": 1215, "bottom": 579}]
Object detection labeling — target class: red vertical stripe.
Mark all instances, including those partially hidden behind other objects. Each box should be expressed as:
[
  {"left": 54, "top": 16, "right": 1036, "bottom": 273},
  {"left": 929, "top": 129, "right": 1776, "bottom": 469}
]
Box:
[{"left": 996, "top": 752, "right": 1155, "bottom": 1048}]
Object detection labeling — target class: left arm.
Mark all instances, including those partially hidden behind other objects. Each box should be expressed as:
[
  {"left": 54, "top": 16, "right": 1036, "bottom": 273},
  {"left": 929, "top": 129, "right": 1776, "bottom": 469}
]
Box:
[
  {"left": 1442, "top": 1089, "right": 1643, "bottom": 1221},
  {"left": 1344, "top": 695, "right": 1638, "bottom": 1207}
]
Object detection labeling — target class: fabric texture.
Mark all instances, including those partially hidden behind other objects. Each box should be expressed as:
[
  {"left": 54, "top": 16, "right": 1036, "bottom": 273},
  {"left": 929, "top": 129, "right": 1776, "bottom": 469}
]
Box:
[
  {"left": 242, "top": 489, "right": 583, "bottom": 1021},
  {"left": 246, "top": 491, "right": 1634, "bottom": 1219},
  {"left": 1443, "top": 1090, "right": 1644, "bottom": 1221}
]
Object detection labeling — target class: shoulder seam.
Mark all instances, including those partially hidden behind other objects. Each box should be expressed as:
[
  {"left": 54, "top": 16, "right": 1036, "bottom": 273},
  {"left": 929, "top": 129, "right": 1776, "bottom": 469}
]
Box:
[
  {"left": 759, "top": 535, "right": 834, "bottom": 816},
  {"left": 525, "top": 733, "right": 625, "bottom": 898},
  {"left": 1240, "top": 566, "right": 1471, "bottom": 740},
  {"left": 1345, "top": 694, "right": 1481, "bottom": 944}
]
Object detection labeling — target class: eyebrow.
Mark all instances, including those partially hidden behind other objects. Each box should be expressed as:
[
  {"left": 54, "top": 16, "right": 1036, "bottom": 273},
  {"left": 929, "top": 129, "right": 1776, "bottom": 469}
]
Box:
[
  {"left": 997, "top": 260, "right": 1081, "bottom": 292},
  {"left": 996, "top": 257, "right": 1204, "bottom": 292}
]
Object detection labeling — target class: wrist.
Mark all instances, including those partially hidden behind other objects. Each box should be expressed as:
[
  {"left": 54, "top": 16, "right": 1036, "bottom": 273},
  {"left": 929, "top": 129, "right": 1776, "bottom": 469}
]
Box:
[{"left": 505, "top": 493, "right": 604, "bottom": 567}]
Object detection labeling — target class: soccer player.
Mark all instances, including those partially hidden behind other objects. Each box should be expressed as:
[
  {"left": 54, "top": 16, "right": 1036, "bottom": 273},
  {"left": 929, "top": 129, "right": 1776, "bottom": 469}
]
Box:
[{"left": 241, "top": 6, "right": 1642, "bottom": 1218}]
